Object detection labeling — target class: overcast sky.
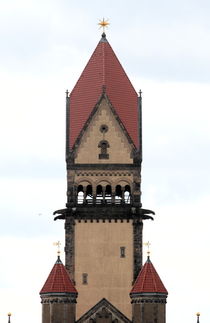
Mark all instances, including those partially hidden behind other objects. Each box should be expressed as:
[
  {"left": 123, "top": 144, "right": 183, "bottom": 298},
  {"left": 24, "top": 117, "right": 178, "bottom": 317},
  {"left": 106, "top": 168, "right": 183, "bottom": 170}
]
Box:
[{"left": 0, "top": 1, "right": 210, "bottom": 322}]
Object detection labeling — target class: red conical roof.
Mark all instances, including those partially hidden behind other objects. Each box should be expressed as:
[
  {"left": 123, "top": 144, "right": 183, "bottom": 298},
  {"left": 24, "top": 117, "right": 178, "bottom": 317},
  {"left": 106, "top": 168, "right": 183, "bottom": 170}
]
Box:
[
  {"left": 130, "top": 256, "right": 168, "bottom": 294},
  {"left": 69, "top": 33, "right": 139, "bottom": 149},
  {"left": 40, "top": 256, "right": 77, "bottom": 294}
]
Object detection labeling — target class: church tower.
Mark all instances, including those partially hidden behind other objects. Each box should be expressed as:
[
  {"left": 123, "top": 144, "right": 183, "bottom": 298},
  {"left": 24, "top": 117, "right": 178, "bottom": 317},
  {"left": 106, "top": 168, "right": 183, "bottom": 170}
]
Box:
[{"left": 54, "top": 31, "right": 156, "bottom": 320}]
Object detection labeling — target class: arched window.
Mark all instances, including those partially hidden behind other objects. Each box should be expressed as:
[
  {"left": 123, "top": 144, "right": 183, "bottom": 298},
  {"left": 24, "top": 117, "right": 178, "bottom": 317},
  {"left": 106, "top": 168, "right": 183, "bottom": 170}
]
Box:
[
  {"left": 98, "top": 140, "right": 110, "bottom": 159},
  {"left": 115, "top": 185, "right": 122, "bottom": 204},
  {"left": 124, "top": 185, "right": 131, "bottom": 204},
  {"left": 96, "top": 185, "right": 103, "bottom": 204},
  {"left": 86, "top": 185, "right": 93, "bottom": 204},
  {"left": 77, "top": 185, "right": 84, "bottom": 204},
  {"left": 105, "top": 185, "right": 112, "bottom": 204}
]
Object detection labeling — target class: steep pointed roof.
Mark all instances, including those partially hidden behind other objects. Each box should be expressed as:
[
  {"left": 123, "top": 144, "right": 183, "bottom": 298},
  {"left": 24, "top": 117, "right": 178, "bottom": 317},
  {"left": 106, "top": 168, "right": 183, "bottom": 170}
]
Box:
[
  {"left": 40, "top": 256, "right": 77, "bottom": 294},
  {"left": 130, "top": 256, "right": 168, "bottom": 295},
  {"left": 69, "top": 33, "right": 139, "bottom": 149}
]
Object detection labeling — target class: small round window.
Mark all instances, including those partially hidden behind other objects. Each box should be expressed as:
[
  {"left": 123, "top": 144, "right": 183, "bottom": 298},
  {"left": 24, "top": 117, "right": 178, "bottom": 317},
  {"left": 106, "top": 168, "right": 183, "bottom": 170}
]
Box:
[{"left": 100, "top": 124, "right": 108, "bottom": 133}]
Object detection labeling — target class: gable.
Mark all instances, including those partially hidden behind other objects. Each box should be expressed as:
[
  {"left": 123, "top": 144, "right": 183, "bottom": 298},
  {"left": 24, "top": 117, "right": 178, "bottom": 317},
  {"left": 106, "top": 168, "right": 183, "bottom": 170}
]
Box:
[
  {"left": 74, "top": 97, "right": 134, "bottom": 164},
  {"left": 76, "top": 298, "right": 131, "bottom": 323}
]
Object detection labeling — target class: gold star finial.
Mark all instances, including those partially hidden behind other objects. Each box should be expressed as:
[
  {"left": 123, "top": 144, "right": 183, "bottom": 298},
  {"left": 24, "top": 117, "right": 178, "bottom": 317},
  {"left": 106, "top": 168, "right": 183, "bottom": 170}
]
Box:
[
  {"left": 98, "top": 18, "right": 110, "bottom": 33},
  {"left": 144, "top": 241, "right": 151, "bottom": 256},
  {"left": 53, "top": 241, "right": 61, "bottom": 256}
]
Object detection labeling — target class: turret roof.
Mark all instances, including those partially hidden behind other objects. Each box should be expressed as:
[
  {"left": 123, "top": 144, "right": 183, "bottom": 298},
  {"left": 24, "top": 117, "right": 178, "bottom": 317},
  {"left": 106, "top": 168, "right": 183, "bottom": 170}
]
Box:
[
  {"left": 69, "top": 33, "right": 139, "bottom": 149},
  {"left": 130, "top": 256, "right": 168, "bottom": 295},
  {"left": 40, "top": 256, "right": 77, "bottom": 294}
]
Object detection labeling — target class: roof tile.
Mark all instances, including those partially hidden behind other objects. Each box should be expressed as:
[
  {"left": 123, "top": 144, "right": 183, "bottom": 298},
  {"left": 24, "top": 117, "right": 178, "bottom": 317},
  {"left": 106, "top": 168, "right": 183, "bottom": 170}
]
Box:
[
  {"left": 40, "top": 257, "right": 77, "bottom": 294},
  {"left": 130, "top": 257, "right": 168, "bottom": 294},
  {"left": 69, "top": 34, "right": 139, "bottom": 149}
]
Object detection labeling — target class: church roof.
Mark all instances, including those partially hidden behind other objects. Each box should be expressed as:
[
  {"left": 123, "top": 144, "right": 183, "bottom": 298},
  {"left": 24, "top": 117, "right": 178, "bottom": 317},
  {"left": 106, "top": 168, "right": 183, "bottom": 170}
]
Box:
[
  {"left": 130, "top": 256, "right": 168, "bottom": 295},
  {"left": 69, "top": 33, "right": 139, "bottom": 149},
  {"left": 40, "top": 256, "right": 77, "bottom": 295}
]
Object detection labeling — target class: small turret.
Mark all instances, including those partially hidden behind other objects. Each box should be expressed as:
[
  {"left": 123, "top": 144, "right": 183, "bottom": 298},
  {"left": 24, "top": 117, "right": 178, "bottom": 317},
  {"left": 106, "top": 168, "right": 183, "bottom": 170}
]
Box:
[
  {"left": 130, "top": 255, "right": 168, "bottom": 323},
  {"left": 40, "top": 256, "right": 78, "bottom": 323}
]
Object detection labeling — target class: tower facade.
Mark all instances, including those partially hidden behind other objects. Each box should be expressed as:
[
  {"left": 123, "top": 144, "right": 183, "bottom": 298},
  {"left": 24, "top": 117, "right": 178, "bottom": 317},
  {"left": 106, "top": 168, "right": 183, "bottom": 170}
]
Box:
[{"left": 54, "top": 32, "right": 157, "bottom": 320}]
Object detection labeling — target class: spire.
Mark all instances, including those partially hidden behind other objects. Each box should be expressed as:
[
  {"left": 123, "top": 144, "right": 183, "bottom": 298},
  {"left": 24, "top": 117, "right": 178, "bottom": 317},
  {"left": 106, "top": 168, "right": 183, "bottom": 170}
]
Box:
[
  {"left": 40, "top": 256, "right": 77, "bottom": 295},
  {"left": 69, "top": 33, "right": 139, "bottom": 149},
  {"left": 130, "top": 256, "right": 168, "bottom": 295}
]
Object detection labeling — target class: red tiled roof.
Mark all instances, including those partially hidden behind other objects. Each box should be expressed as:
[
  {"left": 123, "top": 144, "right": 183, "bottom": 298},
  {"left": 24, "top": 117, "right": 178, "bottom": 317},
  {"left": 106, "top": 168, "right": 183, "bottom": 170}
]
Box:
[
  {"left": 69, "top": 33, "right": 139, "bottom": 149},
  {"left": 130, "top": 257, "right": 168, "bottom": 294},
  {"left": 40, "top": 257, "right": 77, "bottom": 294}
]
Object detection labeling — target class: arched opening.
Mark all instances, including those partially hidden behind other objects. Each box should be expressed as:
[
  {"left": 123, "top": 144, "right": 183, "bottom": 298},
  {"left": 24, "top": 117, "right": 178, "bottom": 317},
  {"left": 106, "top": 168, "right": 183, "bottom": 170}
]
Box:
[
  {"left": 105, "top": 185, "right": 112, "bottom": 204},
  {"left": 115, "top": 185, "right": 122, "bottom": 204},
  {"left": 98, "top": 140, "right": 110, "bottom": 159},
  {"left": 86, "top": 185, "right": 93, "bottom": 204},
  {"left": 77, "top": 185, "right": 84, "bottom": 204},
  {"left": 96, "top": 185, "right": 103, "bottom": 204},
  {"left": 124, "top": 185, "right": 131, "bottom": 204}
]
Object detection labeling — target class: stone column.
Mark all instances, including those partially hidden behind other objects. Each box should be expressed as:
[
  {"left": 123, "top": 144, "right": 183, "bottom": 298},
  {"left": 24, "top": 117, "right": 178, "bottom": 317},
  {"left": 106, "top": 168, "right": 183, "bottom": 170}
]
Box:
[
  {"left": 133, "top": 219, "right": 143, "bottom": 282},
  {"left": 65, "top": 216, "right": 75, "bottom": 281}
]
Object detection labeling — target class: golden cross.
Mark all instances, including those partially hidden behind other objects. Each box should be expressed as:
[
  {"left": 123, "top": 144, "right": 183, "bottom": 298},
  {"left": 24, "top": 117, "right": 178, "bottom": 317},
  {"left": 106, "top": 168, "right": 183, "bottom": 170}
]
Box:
[
  {"left": 98, "top": 18, "right": 110, "bottom": 33},
  {"left": 53, "top": 241, "right": 61, "bottom": 255},
  {"left": 144, "top": 241, "right": 151, "bottom": 256}
]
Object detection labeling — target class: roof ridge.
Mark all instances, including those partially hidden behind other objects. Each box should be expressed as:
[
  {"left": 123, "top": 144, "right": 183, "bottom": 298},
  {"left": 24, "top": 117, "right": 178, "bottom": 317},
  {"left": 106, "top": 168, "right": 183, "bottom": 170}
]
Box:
[
  {"left": 102, "top": 41, "right": 105, "bottom": 85},
  {"left": 151, "top": 263, "right": 158, "bottom": 292},
  {"left": 61, "top": 264, "right": 68, "bottom": 290},
  {"left": 49, "top": 263, "right": 57, "bottom": 291},
  {"left": 141, "top": 263, "right": 148, "bottom": 291}
]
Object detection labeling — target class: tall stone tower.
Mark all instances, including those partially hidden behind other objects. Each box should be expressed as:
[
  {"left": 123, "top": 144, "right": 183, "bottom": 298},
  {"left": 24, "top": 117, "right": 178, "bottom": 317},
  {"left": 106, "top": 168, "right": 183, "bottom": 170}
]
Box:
[{"left": 53, "top": 32, "right": 158, "bottom": 320}]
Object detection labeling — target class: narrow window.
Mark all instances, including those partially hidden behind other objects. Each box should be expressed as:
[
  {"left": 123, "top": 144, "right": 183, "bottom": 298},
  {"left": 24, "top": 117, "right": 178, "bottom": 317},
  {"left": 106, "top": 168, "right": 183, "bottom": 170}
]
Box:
[
  {"left": 77, "top": 185, "right": 84, "bottom": 204},
  {"left": 98, "top": 140, "right": 110, "bottom": 159},
  {"left": 96, "top": 185, "right": 103, "bottom": 204},
  {"left": 120, "top": 246, "right": 126, "bottom": 258},
  {"left": 82, "top": 273, "right": 88, "bottom": 284},
  {"left": 86, "top": 185, "right": 93, "bottom": 204},
  {"left": 124, "top": 185, "right": 131, "bottom": 204},
  {"left": 115, "top": 185, "right": 122, "bottom": 204}
]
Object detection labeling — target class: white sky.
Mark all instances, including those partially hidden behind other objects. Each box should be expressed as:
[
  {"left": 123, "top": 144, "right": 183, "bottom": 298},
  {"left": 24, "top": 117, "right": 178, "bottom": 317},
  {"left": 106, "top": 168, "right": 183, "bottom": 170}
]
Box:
[{"left": 0, "top": 0, "right": 210, "bottom": 322}]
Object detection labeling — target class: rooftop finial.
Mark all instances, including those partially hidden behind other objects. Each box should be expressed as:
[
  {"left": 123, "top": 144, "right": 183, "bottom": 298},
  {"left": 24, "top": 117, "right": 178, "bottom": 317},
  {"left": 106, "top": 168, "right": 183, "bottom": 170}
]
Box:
[
  {"left": 53, "top": 240, "right": 61, "bottom": 257},
  {"left": 98, "top": 18, "right": 110, "bottom": 35},
  {"left": 144, "top": 241, "right": 151, "bottom": 259},
  {"left": 8, "top": 313, "right": 11, "bottom": 323},
  {"left": 196, "top": 313, "right": 200, "bottom": 323}
]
